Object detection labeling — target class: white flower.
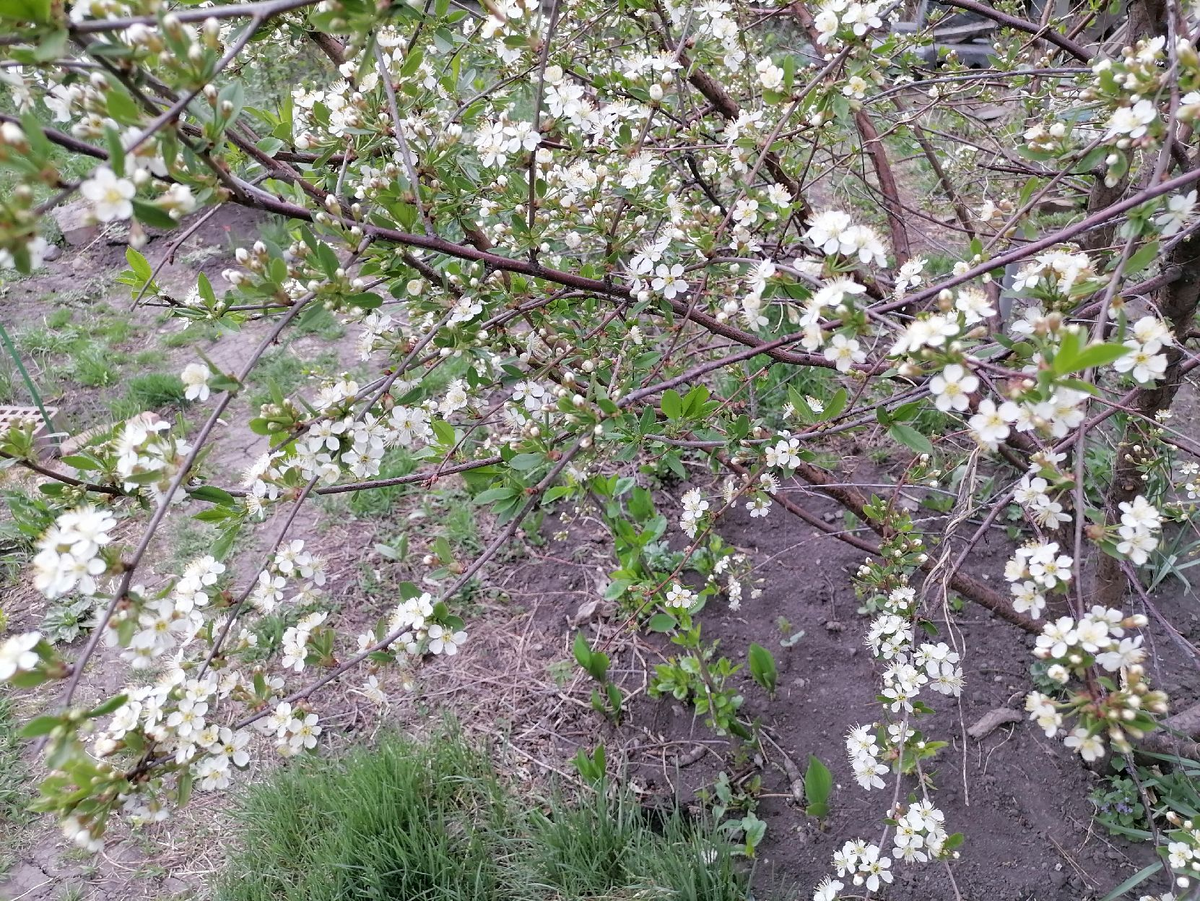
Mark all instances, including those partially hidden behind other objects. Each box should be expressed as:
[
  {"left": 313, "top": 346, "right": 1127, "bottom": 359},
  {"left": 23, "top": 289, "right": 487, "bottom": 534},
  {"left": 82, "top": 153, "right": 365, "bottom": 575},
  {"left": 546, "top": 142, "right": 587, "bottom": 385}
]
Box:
[
  {"left": 1096, "top": 636, "right": 1145, "bottom": 671},
  {"left": 664, "top": 582, "right": 694, "bottom": 609},
  {"left": 823, "top": 334, "right": 865, "bottom": 372},
  {"left": 1010, "top": 581, "right": 1046, "bottom": 619},
  {"left": 852, "top": 755, "right": 888, "bottom": 789},
  {"left": 804, "top": 210, "right": 853, "bottom": 255},
  {"left": 858, "top": 845, "right": 892, "bottom": 892},
  {"left": 1113, "top": 341, "right": 1167, "bottom": 384},
  {"left": 80, "top": 166, "right": 136, "bottom": 223},
  {"left": 0, "top": 632, "right": 41, "bottom": 681},
  {"left": 814, "top": 7, "right": 840, "bottom": 42},
  {"left": 756, "top": 57, "right": 784, "bottom": 90},
  {"left": 1131, "top": 315, "right": 1173, "bottom": 348},
  {"left": 681, "top": 488, "right": 709, "bottom": 520},
  {"left": 1106, "top": 99, "right": 1157, "bottom": 139},
  {"left": 427, "top": 624, "right": 467, "bottom": 656},
  {"left": 840, "top": 224, "right": 887, "bottom": 267},
  {"left": 929, "top": 364, "right": 978, "bottom": 412},
  {"left": 181, "top": 363, "right": 211, "bottom": 401},
  {"left": 1119, "top": 496, "right": 1162, "bottom": 533},
  {"left": 1064, "top": 727, "right": 1105, "bottom": 762},
  {"left": 813, "top": 878, "right": 843, "bottom": 901},
  {"left": 765, "top": 436, "right": 802, "bottom": 470},
  {"left": 968, "top": 398, "right": 1010, "bottom": 450},
  {"left": 1155, "top": 190, "right": 1197, "bottom": 236},
  {"left": 651, "top": 263, "right": 689, "bottom": 300},
  {"left": 1117, "top": 529, "right": 1159, "bottom": 565}
]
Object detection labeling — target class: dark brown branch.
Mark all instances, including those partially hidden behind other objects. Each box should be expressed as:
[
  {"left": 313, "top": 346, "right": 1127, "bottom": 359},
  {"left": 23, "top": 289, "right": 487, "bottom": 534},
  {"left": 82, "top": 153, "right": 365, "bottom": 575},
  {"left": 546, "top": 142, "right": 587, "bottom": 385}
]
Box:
[{"left": 935, "top": 0, "right": 1092, "bottom": 62}]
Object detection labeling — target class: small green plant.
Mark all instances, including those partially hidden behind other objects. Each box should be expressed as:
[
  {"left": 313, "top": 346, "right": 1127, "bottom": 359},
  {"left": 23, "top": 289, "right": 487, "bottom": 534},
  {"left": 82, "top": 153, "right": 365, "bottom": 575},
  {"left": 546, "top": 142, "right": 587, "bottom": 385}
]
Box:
[
  {"left": 1089, "top": 774, "right": 1146, "bottom": 835},
  {"left": 650, "top": 637, "right": 746, "bottom": 739},
  {"left": 747, "top": 642, "right": 777, "bottom": 696},
  {"left": 804, "top": 755, "right": 834, "bottom": 819},
  {"left": 700, "top": 771, "right": 767, "bottom": 858},
  {"left": 41, "top": 597, "right": 95, "bottom": 645},
  {"left": 571, "top": 744, "right": 606, "bottom": 783},
  {"left": 572, "top": 632, "right": 623, "bottom": 723}
]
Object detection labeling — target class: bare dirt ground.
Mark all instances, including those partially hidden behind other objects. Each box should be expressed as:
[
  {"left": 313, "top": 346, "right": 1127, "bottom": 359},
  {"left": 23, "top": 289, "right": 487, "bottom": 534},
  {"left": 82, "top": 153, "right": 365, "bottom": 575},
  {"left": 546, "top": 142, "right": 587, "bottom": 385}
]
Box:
[{"left": 1, "top": 209, "right": 1198, "bottom": 901}]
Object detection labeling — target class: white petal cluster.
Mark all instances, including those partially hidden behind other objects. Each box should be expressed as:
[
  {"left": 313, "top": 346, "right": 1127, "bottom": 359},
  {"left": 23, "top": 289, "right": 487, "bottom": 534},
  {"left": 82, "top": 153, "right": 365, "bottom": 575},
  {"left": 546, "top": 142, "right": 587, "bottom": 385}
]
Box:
[
  {"left": 679, "top": 488, "right": 710, "bottom": 538},
  {"left": 813, "top": 0, "right": 886, "bottom": 44},
  {"left": 32, "top": 506, "right": 116, "bottom": 600},
  {"left": 1114, "top": 315, "right": 1172, "bottom": 385},
  {"left": 1115, "top": 494, "right": 1163, "bottom": 565},
  {"left": 1004, "top": 540, "right": 1073, "bottom": 592},
  {"left": 831, "top": 839, "right": 893, "bottom": 891},
  {"left": 0, "top": 632, "right": 41, "bottom": 682},
  {"left": 803, "top": 210, "right": 887, "bottom": 267}
]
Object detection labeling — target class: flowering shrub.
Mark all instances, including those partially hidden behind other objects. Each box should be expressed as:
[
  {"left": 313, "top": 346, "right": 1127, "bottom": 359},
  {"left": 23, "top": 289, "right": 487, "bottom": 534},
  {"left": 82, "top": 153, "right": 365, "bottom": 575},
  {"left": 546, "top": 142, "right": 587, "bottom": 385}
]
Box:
[{"left": 1, "top": 0, "right": 1200, "bottom": 895}]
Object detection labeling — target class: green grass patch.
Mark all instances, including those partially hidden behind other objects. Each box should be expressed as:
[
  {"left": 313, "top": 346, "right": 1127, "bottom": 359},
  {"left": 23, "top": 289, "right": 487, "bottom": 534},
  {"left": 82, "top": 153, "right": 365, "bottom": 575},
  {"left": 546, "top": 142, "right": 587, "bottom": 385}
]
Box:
[
  {"left": 246, "top": 348, "right": 339, "bottom": 410},
  {"left": 108, "top": 373, "right": 188, "bottom": 420},
  {"left": 214, "top": 730, "right": 753, "bottom": 901},
  {"left": 292, "top": 306, "right": 345, "bottom": 340},
  {"left": 0, "top": 692, "right": 30, "bottom": 876}
]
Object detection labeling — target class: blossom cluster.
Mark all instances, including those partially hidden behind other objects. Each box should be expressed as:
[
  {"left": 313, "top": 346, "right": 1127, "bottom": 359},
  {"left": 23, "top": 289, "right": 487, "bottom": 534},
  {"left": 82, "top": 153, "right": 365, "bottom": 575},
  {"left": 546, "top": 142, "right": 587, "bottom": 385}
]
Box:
[
  {"left": 679, "top": 488, "right": 711, "bottom": 538},
  {"left": 1004, "top": 540, "right": 1073, "bottom": 616},
  {"left": 1115, "top": 494, "right": 1163, "bottom": 565},
  {"left": 374, "top": 591, "right": 468, "bottom": 657},
  {"left": 828, "top": 838, "right": 892, "bottom": 893},
  {"left": 1114, "top": 316, "right": 1173, "bottom": 386},
  {"left": 0, "top": 631, "right": 43, "bottom": 682},
  {"left": 1025, "top": 607, "right": 1168, "bottom": 760},
  {"left": 812, "top": 0, "right": 887, "bottom": 45},
  {"left": 803, "top": 210, "right": 888, "bottom": 268},
  {"left": 1166, "top": 817, "right": 1200, "bottom": 892},
  {"left": 32, "top": 505, "right": 116, "bottom": 600}
]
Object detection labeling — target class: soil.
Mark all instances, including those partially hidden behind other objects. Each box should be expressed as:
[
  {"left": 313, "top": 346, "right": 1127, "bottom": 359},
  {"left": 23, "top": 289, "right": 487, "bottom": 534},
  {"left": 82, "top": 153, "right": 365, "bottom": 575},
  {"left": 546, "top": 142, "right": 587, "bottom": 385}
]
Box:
[{"left": 2, "top": 213, "right": 1199, "bottom": 901}]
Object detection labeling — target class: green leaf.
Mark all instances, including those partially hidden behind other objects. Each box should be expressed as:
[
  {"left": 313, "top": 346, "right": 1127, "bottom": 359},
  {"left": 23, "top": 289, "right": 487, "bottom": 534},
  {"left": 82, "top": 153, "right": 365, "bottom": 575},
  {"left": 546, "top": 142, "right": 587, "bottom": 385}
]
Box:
[
  {"left": 572, "top": 630, "right": 592, "bottom": 668},
  {"left": 59, "top": 454, "right": 102, "bottom": 471},
  {"left": 125, "top": 246, "right": 153, "bottom": 281},
  {"left": 787, "top": 386, "right": 816, "bottom": 424},
  {"left": 197, "top": 271, "right": 216, "bottom": 306},
  {"left": 804, "top": 755, "right": 833, "bottom": 819},
  {"left": 213, "top": 521, "right": 242, "bottom": 559},
  {"left": 821, "top": 387, "right": 848, "bottom": 421},
  {"left": 105, "top": 88, "right": 141, "bottom": 125},
  {"left": 661, "top": 389, "right": 683, "bottom": 420},
  {"left": 572, "top": 744, "right": 606, "bottom": 783},
  {"left": 888, "top": 423, "right": 933, "bottom": 456},
  {"left": 31, "top": 26, "right": 67, "bottom": 61},
  {"left": 0, "top": 0, "right": 52, "bottom": 23},
  {"left": 1059, "top": 341, "right": 1130, "bottom": 374},
  {"left": 1122, "top": 240, "right": 1159, "bottom": 277},
  {"left": 682, "top": 384, "right": 709, "bottom": 417},
  {"left": 346, "top": 292, "right": 383, "bottom": 310},
  {"left": 177, "top": 768, "right": 194, "bottom": 806},
  {"left": 189, "top": 485, "right": 237, "bottom": 506},
  {"left": 18, "top": 715, "right": 62, "bottom": 738},
  {"left": 572, "top": 631, "right": 608, "bottom": 682},
  {"left": 508, "top": 453, "right": 543, "bottom": 472},
  {"left": 1099, "top": 862, "right": 1162, "bottom": 901},
  {"left": 647, "top": 613, "right": 676, "bottom": 633},
  {"left": 474, "top": 486, "right": 518, "bottom": 505},
  {"left": 132, "top": 199, "right": 178, "bottom": 231},
  {"left": 86, "top": 694, "right": 128, "bottom": 718},
  {"left": 747, "top": 642, "right": 777, "bottom": 694}
]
